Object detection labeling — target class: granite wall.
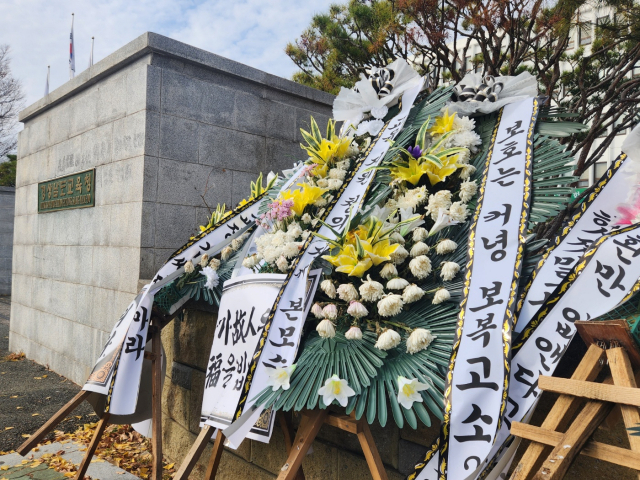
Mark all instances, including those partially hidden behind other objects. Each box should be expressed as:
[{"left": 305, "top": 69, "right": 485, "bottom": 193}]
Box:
[
  {"left": 0, "top": 186, "right": 15, "bottom": 295},
  {"left": 9, "top": 31, "right": 333, "bottom": 385}
]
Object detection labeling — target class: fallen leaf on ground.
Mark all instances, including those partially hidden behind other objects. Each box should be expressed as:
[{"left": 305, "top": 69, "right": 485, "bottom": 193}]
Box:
[
  {"left": 4, "top": 427, "right": 13, "bottom": 430},
  {"left": 34, "top": 377, "right": 42, "bottom": 380},
  {"left": 16, "top": 406, "right": 22, "bottom": 409},
  {"left": 10, "top": 395, "right": 17, "bottom": 398},
  {"left": 21, "top": 434, "right": 30, "bottom": 438},
  {"left": 0, "top": 466, "right": 9, "bottom": 471},
  {"left": 32, "top": 413, "right": 40, "bottom": 416}
]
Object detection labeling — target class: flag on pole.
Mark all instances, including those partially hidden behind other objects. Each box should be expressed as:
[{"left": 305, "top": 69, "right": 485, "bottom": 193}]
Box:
[
  {"left": 69, "top": 13, "right": 75, "bottom": 79},
  {"left": 44, "top": 66, "right": 50, "bottom": 96},
  {"left": 89, "top": 36, "right": 94, "bottom": 68}
]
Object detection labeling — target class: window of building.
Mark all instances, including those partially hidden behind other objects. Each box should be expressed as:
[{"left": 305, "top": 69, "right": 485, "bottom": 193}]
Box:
[
  {"left": 594, "top": 162, "right": 608, "bottom": 180},
  {"left": 567, "top": 34, "right": 575, "bottom": 50},
  {"left": 579, "top": 27, "right": 592, "bottom": 45}
]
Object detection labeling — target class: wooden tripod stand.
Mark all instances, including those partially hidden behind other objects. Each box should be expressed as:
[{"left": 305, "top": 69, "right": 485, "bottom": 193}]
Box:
[
  {"left": 16, "top": 314, "right": 168, "bottom": 480},
  {"left": 509, "top": 320, "right": 640, "bottom": 480},
  {"left": 173, "top": 409, "right": 389, "bottom": 480}
]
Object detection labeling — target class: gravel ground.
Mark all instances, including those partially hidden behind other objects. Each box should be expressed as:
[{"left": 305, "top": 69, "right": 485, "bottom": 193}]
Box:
[{"left": 0, "top": 296, "right": 95, "bottom": 453}]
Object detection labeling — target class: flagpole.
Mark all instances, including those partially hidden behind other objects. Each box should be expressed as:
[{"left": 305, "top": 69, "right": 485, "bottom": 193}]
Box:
[
  {"left": 45, "top": 66, "right": 50, "bottom": 97},
  {"left": 69, "top": 13, "right": 75, "bottom": 79},
  {"left": 89, "top": 36, "right": 94, "bottom": 68}
]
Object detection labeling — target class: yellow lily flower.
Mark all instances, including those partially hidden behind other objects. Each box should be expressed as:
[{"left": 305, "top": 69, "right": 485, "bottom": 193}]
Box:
[
  {"left": 389, "top": 157, "right": 428, "bottom": 186},
  {"left": 280, "top": 183, "right": 328, "bottom": 217},
  {"left": 300, "top": 117, "right": 352, "bottom": 174},
  {"left": 423, "top": 154, "right": 462, "bottom": 185},
  {"left": 323, "top": 244, "right": 373, "bottom": 277},
  {"left": 428, "top": 109, "right": 456, "bottom": 136},
  {"left": 367, "top": 239, "right": 399, "bottom": 265}
]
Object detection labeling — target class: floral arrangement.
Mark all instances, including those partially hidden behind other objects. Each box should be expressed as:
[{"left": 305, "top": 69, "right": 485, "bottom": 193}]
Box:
[{"left": 155, "top": 79, "right": 579, "bottom": 429}]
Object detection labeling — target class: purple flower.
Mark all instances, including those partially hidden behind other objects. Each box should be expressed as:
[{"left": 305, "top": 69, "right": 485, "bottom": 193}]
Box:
[{"left": 407, "top": 145, "right": 422, "bottom": 159}]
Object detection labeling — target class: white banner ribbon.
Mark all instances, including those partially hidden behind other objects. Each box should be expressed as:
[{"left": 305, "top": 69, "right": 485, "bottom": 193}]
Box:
[
  {"left": 412, "top": 97, "right": 540, "bottom": 480},
  {"left": 476, "top": 222, "right": 640, "bottom": 477}
]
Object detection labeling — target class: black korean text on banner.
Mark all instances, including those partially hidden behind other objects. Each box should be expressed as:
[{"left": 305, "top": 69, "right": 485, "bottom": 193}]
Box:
[
  {"left": 513, "top": 153, "right": 632, "bottom": 333},
  {"left": 222, "top": 77, "right": 425, "bottom": 447},
  {"left": 411, "top": 96, "right": 540, "bottom": 480},
  {"left": 476, "top": 223, "right": 640, "bottom": 478}
]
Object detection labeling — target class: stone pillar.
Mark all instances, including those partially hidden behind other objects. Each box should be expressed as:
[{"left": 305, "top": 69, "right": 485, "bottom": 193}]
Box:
[
  {"left": 0, "top": 186, "right": 15, "bottom": 295},
  {"left": 9, "top": 32, "right": 333, "bottom": 385}
]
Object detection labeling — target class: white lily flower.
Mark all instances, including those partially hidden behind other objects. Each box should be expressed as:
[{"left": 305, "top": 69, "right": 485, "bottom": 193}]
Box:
[
  {"left": 266, "top": 365, "right": 296, "bottom": 391},
  {"left": 317, "top": 374, "right": 356, "bottom": 407},
  {"left": 428, "top": 210, "right": 460, "bottom": 237},
  {"left": 397, "top": 376, "right": 430, "bottom": 409}
]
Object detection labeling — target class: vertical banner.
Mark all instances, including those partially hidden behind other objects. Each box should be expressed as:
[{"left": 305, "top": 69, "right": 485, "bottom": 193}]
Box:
[
  {"left": 223, "top": 77, "right": 425, "bottom": 447},
  {"left": 412, "top": 97, "right": 540, "bottom": 480},
  {"left": 477, "top": 223, "right": 640, "bottom": 477}
]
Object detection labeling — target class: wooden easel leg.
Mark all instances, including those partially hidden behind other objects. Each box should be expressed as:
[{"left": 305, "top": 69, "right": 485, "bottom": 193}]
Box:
[
  {"left": 531, "top": 397, "right": 614, "bottom": 480},
  {"left": 74, "top": 413, "right": 110, "bottom": 480},
  {"left": 356, "top": 420, "right": 389, "bottom": 480},
  {"left": 151, "top": 324, "right": 163, "bottom": 480},
  {"left": 173, "top": 425, "right": 216, "bottom": 480},
  {"left": 204, "top": 430, "right": 226, "bottom": 480},
  {"left": 17, "top": 390, "right": 91, "bottom": 456},
  {"left": 279, "top": 412, "right": 306, "bottom": 480},
  {"left": 607, "top": 347, "right": 640, "bottom": 480},
  {"left": 510, "top": 344, "right": 605, "bottom": 480},
  {"left": 277, "top": 409, "right": 327, "bottom": 480}
]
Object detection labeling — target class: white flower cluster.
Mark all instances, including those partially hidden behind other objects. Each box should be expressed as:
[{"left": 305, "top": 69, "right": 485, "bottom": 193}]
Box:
[
  {"left": 393, "top": 186, "right": 428, "bottom": 210},
  {"left": 255, "top": 222, "right": 307, "bottom": 271}
]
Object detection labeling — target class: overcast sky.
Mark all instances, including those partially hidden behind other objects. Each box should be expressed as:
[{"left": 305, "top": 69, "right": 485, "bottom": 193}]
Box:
[{"left": 0, "top": 0, "right": 333, "bottom": 110}]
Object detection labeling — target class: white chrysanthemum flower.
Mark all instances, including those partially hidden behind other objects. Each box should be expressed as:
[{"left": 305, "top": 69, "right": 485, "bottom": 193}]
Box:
[
  {"left": 321, "top": 280, "right": 337, "bottom": 299},
  {"left": 200, "top": 266, "right": 219, "bottom": 290},
  {"left": 409, "top": 255, "right": 432, "bottom": 279},
  {"left": 426, "top": 191, "right": 452, "bottom": 220},
  {"left": 406, "top": 328, "right": 436, "bottom": 354},
  {"left": 337, "top": 283, "right": 359, "bottom": 302},
  {"left": 460, "top": 164, "right": 476, "bottom": 180},
  {"left": 242, "top": 255, "right": 259, "bottom": 269},
  {"left": 208, "top": 258, "right": 221, "bottom": 270},
  {"left": 402, "top": 284, "right": 425, "bottom": 303},
  {"left": 397, "top": 376, "right": 430, "bottom": 409},
  {"left": 377, "top": 294, "right": 404, "bottom": 317},
  {"left": 441, "top": 261, "right": 461, "bottom": 281},
  {"left": 184, "top": 260, "right": 195, "bottom": 274},
  {"left": 329, "top": 168, "right": 347, "bottom": 181},
  {"left": 323, "top": 304, "right": 338, "bottom": 320},
  {"left": 266, "top": 365, "right": 296, "bottom": 391},
  {"left": 317, "top": 374, "right": 355, "bottom": 407},
  {"left": 338, "top": 158, "right": 352, "bottom": 170},
  {"left": 283, "top": 242, "right": 301, "bottom": 258},
  {"left": 200, "top": 254, "right": 209, "bottom": 267},
  {"left": 345, "top": 325, "right": 363, "bottom": 340},
  {"left": 359, "top": 275, "right": 385, "bottom": 302},
  {"left": 276, "top": 255, "right": 289, "bottom": 272},
  {"left": 453, "top": 130, "right": 482, "bottom": 151},
  {"left": 380, "top": 263, "right": 398, "bottom": 280},
  {"left": 390, "top": 232, "right": 405, "bottom": 244},
  {"left": 301, "top": 213, "right": 312, "bottom": 223},
  {"left": 317, "top": 178, "right": 329, "bottom": 188},
  {"left": 390, "top": 245, "right": 409, "bottom": 265},
  {"left": 311, "top": 303, "right": 324, "bottom": 319},
  {"left": 387, "top": 277, "right": 410, "bottom": 290},
  {"left": 453, "top": 115, "right": 476, "bottom": 132},
  {"left": 328, "top": 179, "right": 343, "bottom": 190},
  {"left": 449, "top": 201, "right": 470, "bottom": 223},
  {"left": 314, "top": 196, "right": 328, "bottom": 207},
  {"left": 432, "top": 288, "right": 451, "bottom": 305},
  {"left": 262, "top": 245, "right": 278, "bottom": 263},
  {"left": 271, "top": 230, "right": 287, "bottom": 246},
  {"left": 375, "top": 329, "right": 401, "bottom": 350},
  {"left": 347, "top": 301, "right": 368, "bottom": 319},
  {"left": 459, "top": 180, "right": 478, "bottom": 203},
  {"left": 316, "top": 319, "right": 336, "bottom": 338},
  {"left": 288, "top": 222, "right": 303, "bottom": 238},
  {"left": 410, "top": 241, "right": 429, "bottom": 257},
  {"left": 231, "top": 237, "right": 244, "bottom": 251},
  {"left": 413, "top": 227, "right": 428, "bottom": 242},
  {"left": 436, "top": 239, "right": 458, "bottom": 255}
]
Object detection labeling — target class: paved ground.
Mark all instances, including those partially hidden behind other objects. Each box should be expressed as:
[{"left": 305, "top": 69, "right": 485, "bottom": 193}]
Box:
[{"left": 0, "top": 296, "right": 95, "bottom": 453}]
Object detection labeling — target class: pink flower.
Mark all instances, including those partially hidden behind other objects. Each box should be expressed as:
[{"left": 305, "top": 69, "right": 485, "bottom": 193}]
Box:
[{"left": 616, "top": 188, "right": 640, "bottom": 226}]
